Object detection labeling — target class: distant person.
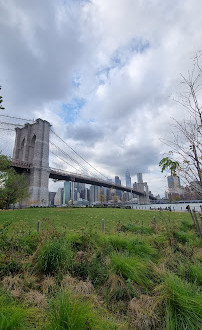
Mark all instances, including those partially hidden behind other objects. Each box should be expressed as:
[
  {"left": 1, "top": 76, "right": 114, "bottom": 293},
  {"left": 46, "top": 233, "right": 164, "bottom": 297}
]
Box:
[{"left": 186, "top": 205, "right": 190, "bottom": 212}]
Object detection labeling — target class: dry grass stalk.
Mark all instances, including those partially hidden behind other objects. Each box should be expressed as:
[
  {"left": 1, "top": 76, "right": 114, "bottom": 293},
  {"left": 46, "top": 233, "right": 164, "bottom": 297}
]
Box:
[
  {"left": 128, "top": 294, "right": 160, "bottom": 330},
  {"left": 24, "top": 290, "right": 47, "bottom": 308}
]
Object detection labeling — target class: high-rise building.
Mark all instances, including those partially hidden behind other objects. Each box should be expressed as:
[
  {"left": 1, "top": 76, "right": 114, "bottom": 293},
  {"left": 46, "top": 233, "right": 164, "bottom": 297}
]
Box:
[
  {"left": 54, "top": 188, "right": 64, "bottom": 206},
  {"left": 167, "top": 176, "right": 180, "bottom": 190},
  {"left": 49, "top": 192, "right": 56, "bottom": 206},
  {"left": 63, "top": 181, "right": 71, "bottom": 204},
  {"left": 167, "top": 175, "right": 183, "bottom": 198},
  {"left": 115, "top": 176, "right": 122, "bottom": 199},
  {"left": 125, "top": 169, "right": 131, "bottom": 187},
  {"left": 137, "top": 173, "right": 143, "bottom": 183},
  {"left": 115, "top": 176, "right": 121, "bottom": 185},
  {"left": 90, "top": 185, "right": 100, "bottom": 203}
]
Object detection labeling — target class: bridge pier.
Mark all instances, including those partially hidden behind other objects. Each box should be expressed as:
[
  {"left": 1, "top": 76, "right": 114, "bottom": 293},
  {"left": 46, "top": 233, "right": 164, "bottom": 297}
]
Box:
[{"left": 13, "top": 119, "right": 51, "bottom": 207}]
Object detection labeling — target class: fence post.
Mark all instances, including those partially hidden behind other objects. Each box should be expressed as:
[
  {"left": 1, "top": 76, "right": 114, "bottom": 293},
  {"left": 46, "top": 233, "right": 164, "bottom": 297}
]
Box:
[
  {"left": 102, "top": 218, "right": 105, "bottom": 233},
  {"left": 192, "top": 210, "right": 202, "bottom": 239},
  {"left": 37, "top": 220, "right": 41, "bottom": 233},
  {"left": 141, "top": 220, "right": 144, "bottom": 234}
]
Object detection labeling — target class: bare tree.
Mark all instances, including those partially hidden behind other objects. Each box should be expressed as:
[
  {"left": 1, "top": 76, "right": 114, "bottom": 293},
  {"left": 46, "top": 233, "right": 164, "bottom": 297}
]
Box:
[{"left": 161, "top": 53, "right": 202, "bottom": 196}]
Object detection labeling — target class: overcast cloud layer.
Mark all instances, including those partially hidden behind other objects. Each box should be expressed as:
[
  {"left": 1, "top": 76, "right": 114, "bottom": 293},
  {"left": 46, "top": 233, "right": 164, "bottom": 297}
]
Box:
[{"left": 0, "top": 0, "right": 202, "bottom": 195}]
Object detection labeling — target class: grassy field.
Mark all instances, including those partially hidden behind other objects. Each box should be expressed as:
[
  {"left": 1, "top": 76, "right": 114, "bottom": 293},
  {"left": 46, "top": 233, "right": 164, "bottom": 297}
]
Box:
[
  {"left": 0, "top": 207, "right": 201, "bottom": 329},
  {"left": 0, "top": 207, "right": 192, "bottom": 233}
]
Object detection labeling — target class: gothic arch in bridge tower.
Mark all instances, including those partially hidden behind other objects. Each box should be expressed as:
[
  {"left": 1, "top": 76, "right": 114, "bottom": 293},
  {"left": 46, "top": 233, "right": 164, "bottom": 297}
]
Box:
[
  {"left": 28, "top": 134, "right": 36, "bottom": 162},
  {"left": 13, "top": 119, "right": 51, "bottom": 207}
]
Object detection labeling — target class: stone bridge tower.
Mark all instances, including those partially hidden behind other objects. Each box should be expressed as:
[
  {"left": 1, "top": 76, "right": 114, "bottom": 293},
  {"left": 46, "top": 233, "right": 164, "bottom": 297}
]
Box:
[{"left": 13, "top": 119, "right": 51, "bottom": 207}]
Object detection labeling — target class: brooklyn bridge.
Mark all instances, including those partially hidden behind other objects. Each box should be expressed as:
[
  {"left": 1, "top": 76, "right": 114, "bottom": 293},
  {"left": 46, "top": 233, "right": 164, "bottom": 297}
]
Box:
[{"left": 0, "top": 115, "right": 155, "bottom": 206}]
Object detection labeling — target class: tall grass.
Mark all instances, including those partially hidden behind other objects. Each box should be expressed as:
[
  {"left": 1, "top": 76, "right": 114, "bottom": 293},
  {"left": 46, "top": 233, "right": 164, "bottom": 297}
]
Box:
[
  {"left": 48, "top": 291, "right": 120, "bottom": 329},
  {"left": 37, "top": 238, "right": 74, "bottom": 275},
  {"left": 110, "top": 253, "right": 153, "bottom": 289},
  {"left": 0, "top": 291, "right": 27, "bottom": 330},
  {"left": 178, "top": 262, "right": 202, "bottom": 286},
  {"left": 106, "top": 235, "right": 157, "bottom": 259},
  {"left": 158, "top": 274, "right": 202, "bottom": 330}
]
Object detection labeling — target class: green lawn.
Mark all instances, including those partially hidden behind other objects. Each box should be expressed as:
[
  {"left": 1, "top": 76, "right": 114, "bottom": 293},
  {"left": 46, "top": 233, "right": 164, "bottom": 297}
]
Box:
[{"left": 0, "top": 207, "right": 191, "bottom": 233}]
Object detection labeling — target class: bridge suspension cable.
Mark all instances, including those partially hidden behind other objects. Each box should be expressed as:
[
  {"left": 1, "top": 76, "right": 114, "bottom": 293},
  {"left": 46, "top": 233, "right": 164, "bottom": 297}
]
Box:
[
  {"left": 49, "top": 148, "right": 84, "bottom": 175},
  {"left": 0, "top": 115, "right": 109, "bottom": 181},
  {"left": 0, "top": 114, "right": 34, "bottom": 122},
  {"left": 49, "top": 140, "right": 101, "bottom": 179},
  {"left": 50, "top": 129, "right": 109, "bottom": 181}
]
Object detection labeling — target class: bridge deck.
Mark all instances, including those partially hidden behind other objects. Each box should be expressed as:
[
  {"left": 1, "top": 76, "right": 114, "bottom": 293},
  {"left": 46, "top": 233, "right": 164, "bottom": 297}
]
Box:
[{"left": 12, "top": 160, "right": 155, "bottom": 200}]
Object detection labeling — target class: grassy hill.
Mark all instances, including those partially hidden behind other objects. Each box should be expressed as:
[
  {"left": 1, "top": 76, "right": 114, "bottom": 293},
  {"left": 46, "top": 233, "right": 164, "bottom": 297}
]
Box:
[{"left": 0, "top": 208, "right": 201, "bottom": 329}]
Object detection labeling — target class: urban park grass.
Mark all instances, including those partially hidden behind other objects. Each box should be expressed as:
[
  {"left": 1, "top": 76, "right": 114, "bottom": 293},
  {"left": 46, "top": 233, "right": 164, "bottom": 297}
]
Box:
[
  {"left": 0, "top": 207, "right": 192, "bottom": 233},
  {"left": 0, "top": 207, "right": 201, "bottom": 329}
]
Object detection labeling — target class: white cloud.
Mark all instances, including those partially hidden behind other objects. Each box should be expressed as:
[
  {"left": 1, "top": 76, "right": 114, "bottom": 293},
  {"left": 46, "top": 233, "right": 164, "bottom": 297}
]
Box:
[{"left": 0, "top": 0, "right": 202, "bottom": 196}]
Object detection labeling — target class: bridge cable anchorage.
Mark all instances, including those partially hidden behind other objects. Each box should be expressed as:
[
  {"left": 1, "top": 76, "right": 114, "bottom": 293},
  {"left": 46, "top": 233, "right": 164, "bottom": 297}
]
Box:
[
  {"left": 0, "top": 114, "right": 34, "bottom": 122},
  {"left": 49, "top": 147, "right": 85, "bottom": 175},
  {"left": 50, "top": 129, "right": 108, "bottom": 181},
  {"left": 49, "top": 139, "right": 102, "bottom": 179}
]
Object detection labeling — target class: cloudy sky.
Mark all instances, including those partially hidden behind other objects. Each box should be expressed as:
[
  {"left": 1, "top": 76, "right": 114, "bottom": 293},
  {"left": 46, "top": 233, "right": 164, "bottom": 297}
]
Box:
[{"left": 0, "top": 0, "right": 202, "bottom": 196}]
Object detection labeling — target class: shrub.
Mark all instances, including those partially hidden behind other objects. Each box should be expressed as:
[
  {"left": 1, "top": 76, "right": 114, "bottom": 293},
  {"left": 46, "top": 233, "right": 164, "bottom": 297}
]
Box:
[
  {"left": 157, "top": 274, "right": 202, "bottom": 330},
  {"left": 37, "top": 238, "right": 73, "bottom": 275}
]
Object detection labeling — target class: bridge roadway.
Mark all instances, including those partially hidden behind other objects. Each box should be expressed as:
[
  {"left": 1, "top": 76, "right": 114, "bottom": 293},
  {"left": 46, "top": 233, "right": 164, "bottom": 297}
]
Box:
[{"left": 12, "top": 160, "right": 156, "bottom": 200}]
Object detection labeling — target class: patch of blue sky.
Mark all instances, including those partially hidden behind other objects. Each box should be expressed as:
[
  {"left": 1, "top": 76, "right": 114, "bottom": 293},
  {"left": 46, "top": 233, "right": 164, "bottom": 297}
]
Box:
[
  {"left": 72, "top": 73, "right": 82, "bottom": 88},
  {"left": 96, "top": 38, "right": 150, "bottom": 84},
  {"left": 61, "top": 97, "right": 86, "bottom": 123}
]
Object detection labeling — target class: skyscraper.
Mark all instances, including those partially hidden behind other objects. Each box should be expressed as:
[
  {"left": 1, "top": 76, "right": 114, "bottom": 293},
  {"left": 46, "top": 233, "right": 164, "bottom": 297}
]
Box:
[
  {"left": 137, "top": 173, "right": 143, "bottom": 183},
  {"left": 115, "top": 176, "right": 121, "bottom": 185},
  {"left": 115, "top": 176, "right": 122, "bottom": 199},
  {"left": 63, "top": 181, "right": 71, "bottom": 204},
  {"left": 125, "top": 169, "right": 131, "bottom": 187}
]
